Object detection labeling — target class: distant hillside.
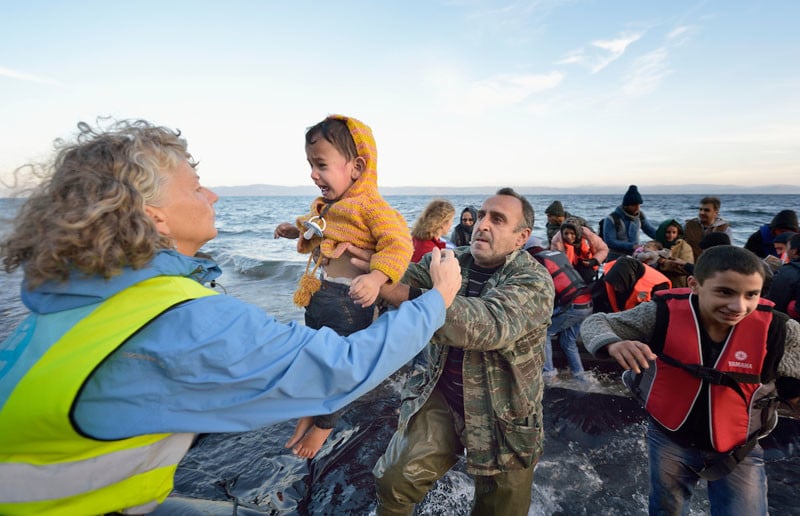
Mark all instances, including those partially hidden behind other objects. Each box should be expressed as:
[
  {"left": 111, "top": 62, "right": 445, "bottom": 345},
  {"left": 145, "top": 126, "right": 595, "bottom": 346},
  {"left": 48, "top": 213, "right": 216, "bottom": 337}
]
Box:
[
  {"left": 210, "top": 183, "right": 800, "bottom": 197},
  {"left": 4, "top": 183, "right": 798, "bottom": 199}
]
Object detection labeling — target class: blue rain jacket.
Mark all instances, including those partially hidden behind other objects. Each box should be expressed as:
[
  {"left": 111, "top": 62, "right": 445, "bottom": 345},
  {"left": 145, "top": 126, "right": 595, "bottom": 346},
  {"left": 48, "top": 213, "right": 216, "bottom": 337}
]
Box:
[{"left": 1, "top": 250, "right": 445, "bottom": 439}]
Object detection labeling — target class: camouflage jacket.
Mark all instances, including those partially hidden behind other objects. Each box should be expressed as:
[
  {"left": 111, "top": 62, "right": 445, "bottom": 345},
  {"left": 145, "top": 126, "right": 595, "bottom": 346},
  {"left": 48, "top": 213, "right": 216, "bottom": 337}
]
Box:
[{"left": 398, "top": 247, "right": 554, "bottom": 475}]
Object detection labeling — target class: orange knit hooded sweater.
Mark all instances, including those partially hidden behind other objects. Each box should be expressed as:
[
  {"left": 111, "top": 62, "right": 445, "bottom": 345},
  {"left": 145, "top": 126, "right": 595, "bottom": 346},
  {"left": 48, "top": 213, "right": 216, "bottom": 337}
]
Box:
[{"left": 293, "top": 115, "right": 412, "bottom": 306}]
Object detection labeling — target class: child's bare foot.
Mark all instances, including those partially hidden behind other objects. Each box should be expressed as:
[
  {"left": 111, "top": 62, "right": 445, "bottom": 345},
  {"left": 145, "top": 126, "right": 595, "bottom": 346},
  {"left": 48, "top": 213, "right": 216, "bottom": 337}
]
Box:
[
  {"left": 285, "top": 417, "right": 314, "bottom": 449},
  {"left": 291, "top": 425, "right": 333, "bottom": 459}
]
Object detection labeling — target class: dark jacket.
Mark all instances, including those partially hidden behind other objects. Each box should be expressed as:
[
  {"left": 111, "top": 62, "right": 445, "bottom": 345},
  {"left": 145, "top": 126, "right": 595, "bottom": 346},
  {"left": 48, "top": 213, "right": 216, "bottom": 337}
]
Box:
[
  {"left": 767, "top": 260, "right": 800, "bottom": 318},
  {"left": 746, "top": 210, "right": 799, "bottom": 258}
]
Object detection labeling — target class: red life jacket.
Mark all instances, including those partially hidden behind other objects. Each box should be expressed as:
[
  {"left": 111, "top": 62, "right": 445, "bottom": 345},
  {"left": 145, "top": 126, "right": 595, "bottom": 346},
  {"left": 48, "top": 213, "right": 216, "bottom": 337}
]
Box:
[
  {"left": 643, "top": 289, "right": 776, "bottom": 452},
  {"left": 603, "top": 259, "right": 672, "bottom": 312},
  {"left": 788, "top": 299, "right": 799, "bottom": 320},
  {"left": 532, "top": 250, "right": 591, "bottom": 307}
]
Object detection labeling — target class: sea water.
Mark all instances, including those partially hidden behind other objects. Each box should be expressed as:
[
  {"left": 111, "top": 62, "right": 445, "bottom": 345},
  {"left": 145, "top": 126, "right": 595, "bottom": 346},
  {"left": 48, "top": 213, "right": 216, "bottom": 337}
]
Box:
[{"left": 2, "top": 193, "right": 800, "bottom": 515}]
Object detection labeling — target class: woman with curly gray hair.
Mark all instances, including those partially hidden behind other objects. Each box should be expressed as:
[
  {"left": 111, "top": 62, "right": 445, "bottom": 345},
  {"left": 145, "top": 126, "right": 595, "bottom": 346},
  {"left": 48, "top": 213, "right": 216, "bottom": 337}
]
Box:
[{"left": 0, "top": 120, "right": 462, "bottom": 515}]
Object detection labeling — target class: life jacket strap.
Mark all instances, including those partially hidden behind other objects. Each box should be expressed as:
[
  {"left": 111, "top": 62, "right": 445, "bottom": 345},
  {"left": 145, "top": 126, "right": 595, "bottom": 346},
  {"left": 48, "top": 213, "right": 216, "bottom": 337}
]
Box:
[{"left": 658, "top": 353, "right": 759, "bottom": 405}]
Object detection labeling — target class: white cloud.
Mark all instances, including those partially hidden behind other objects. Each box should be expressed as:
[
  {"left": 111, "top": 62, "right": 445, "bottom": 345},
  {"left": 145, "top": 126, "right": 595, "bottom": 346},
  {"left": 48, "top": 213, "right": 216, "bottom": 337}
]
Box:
[
  {"left": 0, "top": 66, "right": 60, "bottom": 85},
  {"left": 667, "top": 26, "right": 690, "bottom": 39},
  {"left": 622, "top": 48, "right": 669, "bottom": 96},
  {"left": 556, "top": 49, "right": 585, "bottom": 65},
  {"left": 558, "top": 31, "right": 643, "bottom": 73},
  {"left": 593, "top": 34, "right": 640, "bottom": 54},
  {"left": 590, "top": 32, "right": 642, "bottom": 72},
  {"left": 464, "top": 0, "right": 564, "bottom": 32},
  {"left": 620, "top": 23, "right": 698, "bottom": 96},
  {"left": 666, "top": 25, "right": 695, "bottom": 46},
  {"left": 453, "top": 71, "right": 564, "bottom": 115}
]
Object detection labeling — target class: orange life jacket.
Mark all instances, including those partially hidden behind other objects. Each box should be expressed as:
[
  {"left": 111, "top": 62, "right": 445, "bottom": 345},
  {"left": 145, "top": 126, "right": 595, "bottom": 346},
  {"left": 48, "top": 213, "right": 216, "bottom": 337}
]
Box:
[
  {"left": 603, "top": 259, "right": 672, "bottom": 312},
  {"left": 563, "top": 237, "right": 593, "bottom": 267}
]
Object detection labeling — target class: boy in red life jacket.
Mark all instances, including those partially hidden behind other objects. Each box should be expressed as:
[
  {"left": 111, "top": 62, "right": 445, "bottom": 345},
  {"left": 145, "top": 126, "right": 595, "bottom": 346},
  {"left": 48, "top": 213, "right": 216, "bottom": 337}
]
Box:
[{"left": 581, "top": 245, "right": 800, "bottom": 515}]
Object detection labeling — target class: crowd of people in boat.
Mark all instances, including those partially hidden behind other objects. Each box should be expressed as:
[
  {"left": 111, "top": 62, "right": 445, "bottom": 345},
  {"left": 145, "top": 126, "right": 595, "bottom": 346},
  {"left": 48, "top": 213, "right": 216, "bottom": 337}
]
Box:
[
  {"left": 2, "top": 115, "right": 799, "bottom": 515},
  {"left": 418, "top": 186, "right": 799, "bottom": 387}
]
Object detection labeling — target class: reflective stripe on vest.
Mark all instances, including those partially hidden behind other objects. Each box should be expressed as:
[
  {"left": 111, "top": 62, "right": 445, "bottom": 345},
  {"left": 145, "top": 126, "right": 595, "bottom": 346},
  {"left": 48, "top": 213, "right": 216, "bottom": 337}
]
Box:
[
  {"left": 644, "top": 290, "right": 773, "bottom": 452},
  {"left": 604, "top": 259, "right": 672, "bottom": 312},
  {"left": 0, "top": 275, "right": 216, "bottom": 515}
]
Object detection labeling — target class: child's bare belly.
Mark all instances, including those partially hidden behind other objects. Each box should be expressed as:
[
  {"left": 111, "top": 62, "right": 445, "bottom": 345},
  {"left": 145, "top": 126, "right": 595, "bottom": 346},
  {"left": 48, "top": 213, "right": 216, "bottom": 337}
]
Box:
[{"left": 323, "top": 253, "right": 363, "bottom": 280}]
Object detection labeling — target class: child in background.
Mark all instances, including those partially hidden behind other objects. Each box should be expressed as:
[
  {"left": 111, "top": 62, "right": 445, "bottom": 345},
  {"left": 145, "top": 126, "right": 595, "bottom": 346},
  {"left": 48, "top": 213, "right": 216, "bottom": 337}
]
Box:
[
  {"left": 634, "top": 240, "right": 670, "bottom": 267},
  {"left": 654, "top": 219, "right": 695, "bottom": 288},
  {"left": 581, "top": 245, "right": 800, "bottom": 514},
  {"left": 550, "top": 216, "right": 608, "bottom": 283},
  {"left": 773, "top": 231, "right": 797, "bottom": 264},
  {"left": 274, "top": 115, "right": 413, "bottom": 458},
  {"left": 410, "top": 199, "right": 455, "bottom": 263},
  {"left": 767, "top": 233, "right": 800, "bottom": 320}
]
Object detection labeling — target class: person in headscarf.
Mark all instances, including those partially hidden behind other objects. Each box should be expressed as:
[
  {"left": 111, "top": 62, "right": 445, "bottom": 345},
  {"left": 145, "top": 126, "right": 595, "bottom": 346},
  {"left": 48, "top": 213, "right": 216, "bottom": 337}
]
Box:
[
  {"left": 653, "top": 219, "right": 694, "bottom": 288},
  {"left": 449, "top": 205, "right": 477, "bottom": 247}
]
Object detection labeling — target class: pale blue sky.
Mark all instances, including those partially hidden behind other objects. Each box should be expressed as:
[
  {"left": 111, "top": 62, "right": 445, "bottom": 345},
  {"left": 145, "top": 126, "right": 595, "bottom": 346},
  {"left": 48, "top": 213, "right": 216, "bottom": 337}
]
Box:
[{"left": 2, "top": 1, "right": 798, "bottom": 190}]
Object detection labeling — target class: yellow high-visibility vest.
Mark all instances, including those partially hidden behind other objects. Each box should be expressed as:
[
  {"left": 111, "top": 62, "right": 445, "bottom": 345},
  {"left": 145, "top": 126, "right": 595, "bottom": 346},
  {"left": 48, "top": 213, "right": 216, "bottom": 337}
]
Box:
[{"left": 0, "top": 276, "right": 216, "bottom": 515}]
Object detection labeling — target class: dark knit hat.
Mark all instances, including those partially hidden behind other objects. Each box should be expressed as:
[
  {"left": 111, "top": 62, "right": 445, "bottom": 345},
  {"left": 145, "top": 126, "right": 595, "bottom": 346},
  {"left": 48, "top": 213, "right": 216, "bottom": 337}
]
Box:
[
  {"left": 774, "top": 232, "right": 797, "bottom": 245},
  {"left": 622, "top": 185, "right": 643, "bottom": 206},
  {"left": 769, "top": 209, "right": 799, "bottom": 232},
  {"left": 699, "top": 232, "right": 731, "bottom": 250},
  {"left": 545, "top": 200, "right": 565, "bottom": 217}
]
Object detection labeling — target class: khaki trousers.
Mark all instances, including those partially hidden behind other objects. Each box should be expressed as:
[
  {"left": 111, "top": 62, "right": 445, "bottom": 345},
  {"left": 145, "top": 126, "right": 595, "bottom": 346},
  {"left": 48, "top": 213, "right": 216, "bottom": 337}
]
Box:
[{"left": 373, "top": 387, "right": 536, "bottom": 515}]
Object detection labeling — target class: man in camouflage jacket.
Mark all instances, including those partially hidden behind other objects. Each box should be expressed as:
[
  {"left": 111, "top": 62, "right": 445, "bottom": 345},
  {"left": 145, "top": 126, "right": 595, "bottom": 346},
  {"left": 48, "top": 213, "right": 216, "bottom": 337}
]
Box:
[{"left": 372, "top": 188, "right": 554, "bottom": 515}]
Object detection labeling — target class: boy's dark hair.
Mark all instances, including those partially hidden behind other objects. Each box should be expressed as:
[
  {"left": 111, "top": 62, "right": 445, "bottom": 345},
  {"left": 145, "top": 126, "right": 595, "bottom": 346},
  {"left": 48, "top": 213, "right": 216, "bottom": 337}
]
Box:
[
  {"left": 305, "top": 118, "right": 358, "bottom": 161},
  {"left": 495, "top": 187, "right": 534, "bottom": 230},
  {"left": 700, "top": 196, "right": 721, "bottom": 211},
  {"left": 693, "top": 245, "right": 764, "bottom": 283},
  {"left": 699, "top": 232, "right": 731, "bottom": 250}
]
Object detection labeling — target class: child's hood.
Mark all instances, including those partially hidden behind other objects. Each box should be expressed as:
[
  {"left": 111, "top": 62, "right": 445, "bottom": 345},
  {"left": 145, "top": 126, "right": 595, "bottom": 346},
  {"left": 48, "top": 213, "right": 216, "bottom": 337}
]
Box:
[
  {"left": 328, "top": 114, "right": 378, "bottom": 199},
  {"left": 655, "top": 218, "right": 684, "bottom": 245}
]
